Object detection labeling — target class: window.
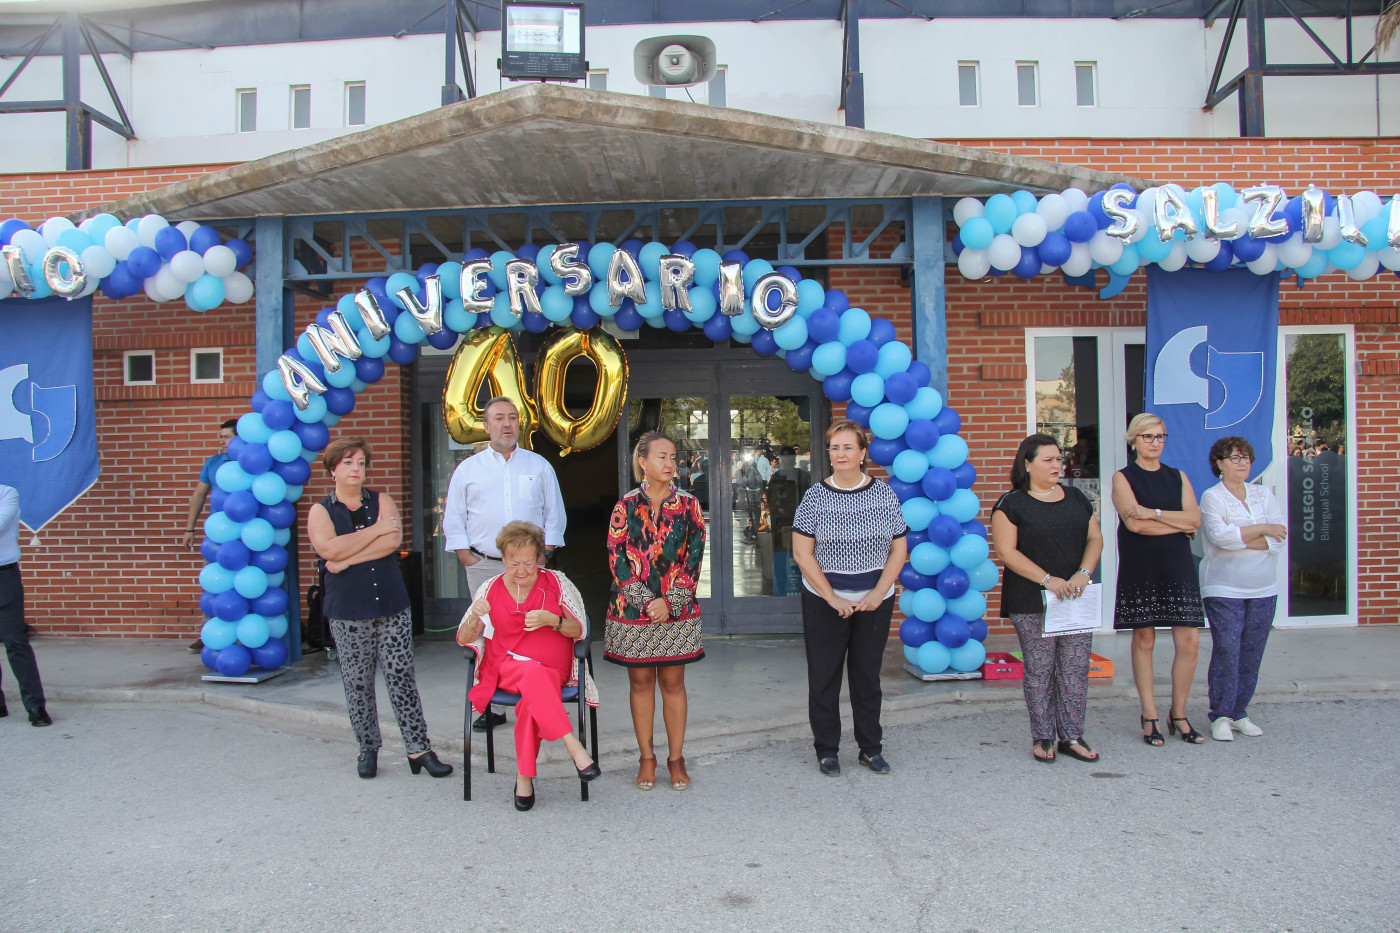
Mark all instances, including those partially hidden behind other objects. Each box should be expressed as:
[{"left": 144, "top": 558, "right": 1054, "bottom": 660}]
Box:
[
  {"left": 586, "top": 70, "right": 607, "bottom": 91},
  {"left": 957, "top": 62, "right": 979, "bottom": 107},
  {"left": 1075, "top": 62, "right": 1097, "bottom": 107},
  {"left": 345, "top": 82, "right": 366, "bottom": 126},
  {"left": 291, "top": 85, "right": 311, "bottom": 129},
  {"left": 709, "top": 65, "right": 726, "bottom": 108},
  {"left": 123, "top": 351, "right": 155, "bottom": 386},
  {"left": 236, "top": 89, "right": 256, "bottom": 132},
  {"left": 1016, "top": 62, "right": 1039, "bottom": 107},
  {"left": 190, "top": 348, "right": 224, "bottom": 384}
]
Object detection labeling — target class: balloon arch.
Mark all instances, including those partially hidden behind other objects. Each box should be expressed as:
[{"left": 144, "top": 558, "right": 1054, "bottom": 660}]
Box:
[{"left": 196, "top": 239, "right": 994, "bottom": 678}]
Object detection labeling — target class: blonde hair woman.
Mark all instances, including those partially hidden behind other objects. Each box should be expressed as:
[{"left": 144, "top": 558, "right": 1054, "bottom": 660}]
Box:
[{"left": 1111, "top": 413, "right": 1205, "bottom": 745}]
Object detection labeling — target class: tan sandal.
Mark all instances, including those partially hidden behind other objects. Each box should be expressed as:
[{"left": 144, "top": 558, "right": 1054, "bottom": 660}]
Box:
[
  {"left": 636, "top": 755, "right": 656, "bottom": 791},
  {"left": 667, "top": 756, "right": 690, "bottom": 791}
]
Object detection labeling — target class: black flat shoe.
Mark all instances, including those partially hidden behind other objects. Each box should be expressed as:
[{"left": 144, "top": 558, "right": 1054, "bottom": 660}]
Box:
[
  {"left": 28, "top": 708, "right": 52, "bottom": 727},
  {"left": 576, "top": 760, "right": 602, "bottom": 782},
  {"left": 858, "top": 752, "right": 891, "bottom": 774},
  {"left": 1056, "top": 739, "right": 1099, "bottom": 762},
  {"left": 0, "top": 700, "right": 8, "bottom": 717},
  {"left": 818, "top": 757, "right": 841, "bottom": 777},
  {"left": 472, "top": 710, "right": 507, "bottom": 732},
  {"left": 1032, "top": 739, "right": 1056, "bottom": 763},
  {"left": 408, "top": 750, "right": 453, "bottom": 777},
  {"left": 1169, "top": 716, "right": 1204, "bottom": 745},
  {"left": 1141, "top": 716, "right": 1164, "bottom": 747},
  {"left": 514, "top": 779, "right": 536, "bottom": 811},
  {"left": 357, "top": 749, "right": 378, "bottom": 779}
]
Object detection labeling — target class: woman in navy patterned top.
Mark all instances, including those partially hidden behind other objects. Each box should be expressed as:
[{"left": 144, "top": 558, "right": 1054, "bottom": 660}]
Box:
[{"left": 791, "top": 419, "right": 908, "bottom": 777}]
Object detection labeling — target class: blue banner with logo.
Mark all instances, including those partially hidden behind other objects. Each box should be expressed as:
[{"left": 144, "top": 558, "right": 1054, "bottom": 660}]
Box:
[
  {"left": 0, "top": 295, "right": 99, "bottom": 531},
  {"left": 1146, "top": 267, "right": 1279, "bottom": 499}
]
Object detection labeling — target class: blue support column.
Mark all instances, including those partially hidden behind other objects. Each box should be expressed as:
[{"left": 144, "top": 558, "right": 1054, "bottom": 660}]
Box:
[{"left": 909, "top": 196, "right": 947, "bottom": 399}]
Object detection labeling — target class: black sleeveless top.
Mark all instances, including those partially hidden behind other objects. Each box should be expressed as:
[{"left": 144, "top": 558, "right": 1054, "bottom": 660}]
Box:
[{"left": 319, "top": 489, "right": 410, "bottom": 621}]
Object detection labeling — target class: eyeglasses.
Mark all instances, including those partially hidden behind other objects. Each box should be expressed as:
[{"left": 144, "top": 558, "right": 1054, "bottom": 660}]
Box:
[
  {"left": 1223, "top": 454, "right": 1253, "bottom": 464},
  {"left": 1138, "top": 433, "right": 1168, "bottom": 443}
]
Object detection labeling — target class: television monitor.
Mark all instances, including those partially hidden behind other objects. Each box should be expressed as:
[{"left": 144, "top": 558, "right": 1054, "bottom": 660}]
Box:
[{"left": 500, "top": 1, "right": 586, "bottom": 82}]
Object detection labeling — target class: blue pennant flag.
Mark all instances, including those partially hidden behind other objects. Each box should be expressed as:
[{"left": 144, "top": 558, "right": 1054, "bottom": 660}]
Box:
[
  {"left": 0, "top": 295, "right": 100, "bottom": 531},
  {"left": 1146, "top": 267, "right": 1279, "bottom": 500}
]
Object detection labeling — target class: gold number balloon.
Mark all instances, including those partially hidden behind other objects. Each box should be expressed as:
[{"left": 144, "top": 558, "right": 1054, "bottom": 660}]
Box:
[
  {"left": 533, "top": 326, "right": 629, "bottom": 457},
  {"left": 442, "top": 329, "right": 539, "bottom": 449}
]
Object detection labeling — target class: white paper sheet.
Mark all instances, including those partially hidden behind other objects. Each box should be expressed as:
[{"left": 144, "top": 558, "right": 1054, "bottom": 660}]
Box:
[{"left": 1041, "top": 583, "right": 1102, "bottom": 637}]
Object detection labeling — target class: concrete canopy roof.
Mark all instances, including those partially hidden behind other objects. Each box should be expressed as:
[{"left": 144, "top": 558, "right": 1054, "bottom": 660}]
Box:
[{"left": 83, "top": 84, "right": 1150, "bottom": 222}]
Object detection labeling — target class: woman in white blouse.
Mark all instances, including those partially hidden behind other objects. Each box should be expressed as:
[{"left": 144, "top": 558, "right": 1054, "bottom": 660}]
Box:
[{"left": 1199, "top": 437, "right": 1287, "bottom": 742}]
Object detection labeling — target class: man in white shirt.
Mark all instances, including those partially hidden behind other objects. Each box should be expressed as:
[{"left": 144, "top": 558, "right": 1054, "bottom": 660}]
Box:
[{"left": 442, "top": 397, "right": 566, "bottom": 730}]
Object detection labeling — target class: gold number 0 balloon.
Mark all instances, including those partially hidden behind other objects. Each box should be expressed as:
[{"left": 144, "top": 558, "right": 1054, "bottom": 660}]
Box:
[
  {"left": 534, "top": 326, "right": 629, "bottom": 457},
  {"left": 442, "top": 329, "right": 539, "bottom": 449}
]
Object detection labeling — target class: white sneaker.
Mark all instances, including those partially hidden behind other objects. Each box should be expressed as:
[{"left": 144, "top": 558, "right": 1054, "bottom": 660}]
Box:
[
  {"left": 1210, "top": 717, "right": 1234, "bottom": 741},
  {"left": 1231, "top": 717, "right": 1263, "bottom": 736}
]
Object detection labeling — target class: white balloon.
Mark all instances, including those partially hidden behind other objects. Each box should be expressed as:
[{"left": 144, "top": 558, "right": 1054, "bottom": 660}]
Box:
[
  {"left": 1275, "top": 233, "right": 1312, "bottom": 268},
  {"left": 1377, "top": 247, "right": 1400, "bottom": 271},
  {"left": 78, "top": 275, "right": 101, "bottom": 297},
  {"left": 957, "top": 248, "right": 991, "bottom": 279},
  {"left": 1061, "top": 242, "right": 1093, "bottom": 277},
  {"left": 1344, "top": 253, "right": 1380, "bottom": 281},
  {"left": 10, "top": 229, "right": 46, "bottom": 259},
  {"left": 1245, "top": 244, "right": 1278, "bottom": 275},
  {"left": 1158, "top": 242, "right": 1189, "bottom": 272},
  {"left": 169, "top": 249, "right": 205, "bottom": 283},
  {"left": 143, "top": 276, "right": 167, "bottom": 302},
  {"left": 105, "top": 226, "right": 139, "bottom": 261},
  {"left": 1040, "top": 263, "right": 1058, "bottom": 275},
  {"left": 1184, "top": 235, "right": 1221, "bottom": 263},
  {"left": 40, "top": 217, "right": 75, "bottom": 246},
  {"left": 953, "top": 197, "right": 985, "bottom": 226},
  {"left": 1352, "top": 191, "right": 1383, "bottom": 225},
  {"left": 1088, "top": 230, "right": 1123, "bottom": 265},
  {"left": 79, "top": 244, "right": 116, "bottom": 279},
  {"left": 176, "top": 220, "right": 201, "bottom": 238},
  {"left": 203, "top": 244, "right": 237, "bottom": 277},
  {"left": 1011, "top": 213, "right": 1048, "bottom": 247},
  {"left": 154, "top": 264, "right": 186, "bottom": 300},
  {"left": 1060, "top": 188, "right": 1089, "bottom": 213},
  {"left": 137, "top": 214, "right": 169, "bottom": 249},
  {"left": 223, "top": 271, "right": 254, "bottom": 304},
  {"left": 1035, "top": 193, "right": 1069, "bottom": 230},
  {"left": 987, "top": 234, "right": 1021, "bottom": 271},
  {"left": 1317, "top": 215, "right": 1342, "bottom": 250}
]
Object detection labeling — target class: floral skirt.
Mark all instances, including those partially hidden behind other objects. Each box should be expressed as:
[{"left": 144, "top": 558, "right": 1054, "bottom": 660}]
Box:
[{"left": 603, "top": 615, "right": 705, "bottom": 667}]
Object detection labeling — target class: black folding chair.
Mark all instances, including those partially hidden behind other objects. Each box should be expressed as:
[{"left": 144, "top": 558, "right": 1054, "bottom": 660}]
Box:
[{"left": 462, "top": 637, "right": 598, "bottom": 802}]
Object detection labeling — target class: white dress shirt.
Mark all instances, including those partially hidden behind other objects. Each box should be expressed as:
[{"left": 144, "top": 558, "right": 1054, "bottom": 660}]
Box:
[
  {"left": 1199, "top": 481, "right": 1285, "bottom": 600},
  {"left": 0, "top": 485, "right": 21, "bottom": 566},
  {"left": 442, "top": 445, "right": 566, "bottom": 557}
]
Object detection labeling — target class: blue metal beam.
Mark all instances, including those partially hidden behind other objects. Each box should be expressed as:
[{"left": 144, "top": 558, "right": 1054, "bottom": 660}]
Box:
[{"left": 909, "top": 196, "right": 947, "bottom": 399}]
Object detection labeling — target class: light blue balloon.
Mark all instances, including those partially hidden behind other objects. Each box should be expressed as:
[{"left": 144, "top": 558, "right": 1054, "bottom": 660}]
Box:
[
  {"left": 215, "top": 461, "right": 253, "bottom": 493},
  {"left": 541, "top": 284, "right": 573, "bottom": 321},
  {"left": 730, "top": 309, "right": 760, "bottom": 337},
  {"left": 808, "top": 366, "right": 827, "bottom": 382},
  {"left": 1137, "top": 231, "right": 1173, "bottom": 263},
  {"left": 336, "top": 293, "right": 366, "bottom": 331},
  {"left": 536, "top": 246, "right": 560, "bottom": 284},
  {"left": 357, "top": 328, "right": 391, "bottom": 358},
  {"left": 875, "top": 341, "right": 913, "bottom": 378},
  {"left": 969, "top": 559, "right": 1000, "bottom": 592},
  {"left": 385, "top": 271, "right": 419, "bottom": 307},
  {"left": 960, "top": 216, "right": 994, "bottom": 250},
  {"left": 394, "top": 311, "right": 427, "bottom": 343},
  {"left": 950, "top": 533, "right": 990, "bottom": 569},
  {"left": 905, "top": 386, "right": 943, "bottom": 420},
  {"left": 284, "top": 483, "right": 303, "bottom": 503},
  {"left": 295, "top": 332, "right": 318, "bottom": 361},
  {"left": 811, "top": 341, "right": 846, "bottom": 376},
  {"left": 490, "top": 292, "right": 517, "bottom": 328},
  {"left": 912, "top": 587, "right": 947, "bottom": 623},
  {"left": 690, "top": 248, "right": 721, "bottom": 286},
  {"left": 949, "top": 639, "right": 987, "bottom": 672},
  {"left": 774, "top": 316, "right": 808, "bottom": 350},
  {"left": 323, "top": 413, "right": 341, "bottom": 428},
  {"left": 236, "top": 613, "right": 271, "bottom": 648},
  {"left": 869, "top": 402, "right": 909, "bottom": 440},
  {"left": 742, "top": 259, "right": 774, "bottom": 292},
  {"left": 487, "top": 251, "right": 514, "bottom": 290},
  {"left": 237, "top": 411, "right": 272, "bottom": 445},
  {"left": 892, "top": 448, "right": 930, "bottom": 484},
  {"left": 898, "top": 587, "right": 916, "bottom": 617},
  {"left": 324, "top": 362, "right": 357, "bottom": 389},
  {"left": 268, "top": 430, "right": 303, "bottom": 463},
  {"left": 639, "top": 242, "right": 668, "bottom": 280},
  {"left": 204, "top": 513, "right": 243, "bottom": 545},
  {"left": 947, "top": 590, "right": 988, "bottom": 622},
  {"left": 199, "top": 562, "right": 236, "bottom": 593},
  {"left": 928, "top": 434, "right": 970, "bottom": 470},
  {"left": 1326, "top": 240, "right": 1366, "bottom": 271},
  {"left": 916, "top": 640, "right": 952, "bottom": 674},
  {"left": 443, "top": 298, "right": 473, "bottom": 332},
  {"left": 86, "top": 213, "right": 121, "bottom": 242},
  {"left": 234, "top": 565, "right": 268, "bottom": 599},
  {"left": 267, "top": 573, "right": 284, "bottom": 589},
  {"left": 1294, "top": 251, "right": 1328, "bottom": 278},
  {"left": 941, "top": 488, "right": 981, "bottom": 523},
  {"left": 587, "top": 242, "right": 616, "bottom": 279},
  {"left": 349, "top": 379, "right": 367, "bottom": 394},
  {"left": 683, "top": 286, "right": 717, "bottom": 323},
  {"left": 201, "top": 618, "right": 238, "bottom": 650},
  {"left": 189, "top": 273, "right": 225, "bottom": 310},
  {"left": 984, "top": 194, "right": 1017, "bottom": 234},
  {"left": 436, "top": 261, "right": 463, "bottom": 298},
  {"left": 902, "top": 496, "right": 938, "bottom": 532},
  {"left": 903, "top": 644, "right": 920, "bottom": 665},
  {"left": 241, "top": 517, "right": 275, "bottom": 552},
  {"left": 262, "top": 370, "right": 291, "bottom": 401},
  {"left": 910, "top": 541, "right": 950, "bottom": 576},
  {"left": 1109, "top": 244, "right": 1140, "bottom": 276},
  {"left": 636, "top": 281, "right": 664, "bottom": 319},
  {"left": 837, "top": 307, "right": 871, "bottom": 345},
  {"left": 266, "top": 613, "right": 290, "bottom": 639},
  {"left": 293, "top": 392, "right": 328, "bottom": 423},
  {"left": 796, "top": 279, "right": 825, "bottom": 317},
  {"left": 588, "top": 282, "right": 617, "bottom": 317},
  {"left": 273, "top": 526, "right": 292, "bottom": 547},
  {"left": 850, "top": 372, "right": 886, "bottom": 408},
  {"left": 1011, "top": 189, "right": 1039, "bottom": 215},
  {"left": 251, "top": 472, "right": 287, "bottom": 506}
]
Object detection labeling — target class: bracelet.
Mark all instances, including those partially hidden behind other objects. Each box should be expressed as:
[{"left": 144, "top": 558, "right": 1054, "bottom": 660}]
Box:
[
  {"left": 1039, "top": 573, "right": 1051, "bottom": 587},
  {"left": 1076, "top": 568, "right": 1093, "bottom": 579}
]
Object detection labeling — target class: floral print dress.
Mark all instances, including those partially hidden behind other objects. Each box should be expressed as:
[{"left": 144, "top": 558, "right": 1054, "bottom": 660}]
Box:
[{"left": 603, "top": 484, "right": 707, "bottom": 667}]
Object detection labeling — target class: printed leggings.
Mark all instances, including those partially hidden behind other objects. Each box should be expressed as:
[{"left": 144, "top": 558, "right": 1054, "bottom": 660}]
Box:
[{"left": 330, "top": 608, "right": 431, "bottom": 755}]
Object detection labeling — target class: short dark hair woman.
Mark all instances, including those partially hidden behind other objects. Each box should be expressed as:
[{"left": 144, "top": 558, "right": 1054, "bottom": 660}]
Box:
[
  {"left": 990, "top": 434, "right": 1104, "bottom": 763},
  {"left": 307, "top": 437, "right": 451, "bottom": 780},
  {"left": 1199, "top": 437, "right": 1286, "bottom": 742},
  {"left": 791, "top": 419, "right": 908, "bottom": 777}
]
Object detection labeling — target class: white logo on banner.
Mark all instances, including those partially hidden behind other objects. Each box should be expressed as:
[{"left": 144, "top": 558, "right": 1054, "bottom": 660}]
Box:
[{"left": 1151, "top": 325, "right": 1264, "bottom": 430}]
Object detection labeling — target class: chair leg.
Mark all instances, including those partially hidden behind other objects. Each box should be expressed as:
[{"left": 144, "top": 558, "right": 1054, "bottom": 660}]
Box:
[
  {"left": 486, "top": 717, "right": 496, "bottom": 774},
  {"left": 578, "top": 691, "right": 589, "bottom": 802},
  {"left": 463, "top": 658, "right": 474, "bottom": 802}
]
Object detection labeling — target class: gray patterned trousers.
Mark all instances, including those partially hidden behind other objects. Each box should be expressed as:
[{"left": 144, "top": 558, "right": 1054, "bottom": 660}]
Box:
[
  {"left": 329, "top": 608, "right": 430, "bottom": 755},
  {"left": 1009, "top": 613, "right": 1094, "bottom": 743}
]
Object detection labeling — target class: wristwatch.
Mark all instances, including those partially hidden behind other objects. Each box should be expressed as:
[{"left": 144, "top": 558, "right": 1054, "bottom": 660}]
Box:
[{"left": 1153, "top": 508, "right": 1162, "bottom": 521}]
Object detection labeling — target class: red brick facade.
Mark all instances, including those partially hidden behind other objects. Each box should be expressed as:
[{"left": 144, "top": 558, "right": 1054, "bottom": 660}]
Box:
[{"left": 3, "top": 139, "right": 1396, "bottom": 637}]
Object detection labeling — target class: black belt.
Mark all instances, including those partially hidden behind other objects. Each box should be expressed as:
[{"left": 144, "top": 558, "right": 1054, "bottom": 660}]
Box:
[{"left": 468, "top": 547, "right": 501, "bottom": 561}]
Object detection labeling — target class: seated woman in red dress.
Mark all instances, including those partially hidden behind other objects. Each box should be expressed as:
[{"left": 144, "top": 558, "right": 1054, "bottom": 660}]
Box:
[{"left": 457, "top": 521, "right": 600, "bottom": 811}]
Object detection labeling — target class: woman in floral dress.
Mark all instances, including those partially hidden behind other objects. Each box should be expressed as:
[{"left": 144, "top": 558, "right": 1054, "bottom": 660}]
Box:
[{"left": 605, "top": 430, "right": 707, "bottom": 793}]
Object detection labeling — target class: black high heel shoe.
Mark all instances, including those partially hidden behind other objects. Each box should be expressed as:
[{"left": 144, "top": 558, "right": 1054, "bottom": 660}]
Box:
[
  {"left": 1141, "top": 716, "right": 1164, "bottom": 747},
  {"left": 1169, "top": 716, "right": 1204, "bottom": 744},
  {"left": 357, "top": 749, "right": 378, "bottom": 779},
  {"left": 408, "top": 750, "right": 453, "bottom": 777},
  {"left": 514, "top": 777, "right": 535, "bottom": 811},
  {"left": 576, "top": 759, "right": 602, "bottom": 782}
]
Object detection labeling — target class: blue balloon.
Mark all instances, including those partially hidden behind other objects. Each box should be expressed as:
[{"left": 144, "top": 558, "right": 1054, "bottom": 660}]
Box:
[
  {"left": 968, "top": 618, "right": 989, "bottom": 642},
  {"left": 808, "top": 308, "right": 841, "bottom": 344},
  {"left": 200, "top": 645, "right": 221, "bottom": 672},
  {"left": 902, "top": 496, "right": 937, "bottom": 531},
  {"left": 899, "top": 616, "right": 934, "bottom": 648},
  {"left": 614, "top": 305, "right": 644, "bottom": 332},
  {"left": 935, "top": 614, "right": 971, "bottom": 648},
  {"left": 845, "top": 339, "right": 879, "bottom": 374},
  {"left": 258, "top": 500, "right": 298, "bottom": 530},
  {"left": 952, "top": 461, "right": 978, "bottom": 490},
  {"left": 226, "top": 238, "right": 253, "bottom": 269},
  {"left": 905, "top": 527, "right": 930, "bottom": 550},
  {"left": 292, "top": 419, "right": 329, "bottom": 452},
  {"left": 223, "top": 490, "right": 259, "bottom": 524},
  {"left": 899, "top": 563, "right": 934, "bottom": 591},
  {"left": 251, "top": 637, "right": 289, "bottom": 670},
  {"left": 201, "top": 618, "right": 238, "bottom": 651},
  {"left": 199, "top": 538, "right": 220, "bottom": 564},
  {"left": 388, "top": 336, "right": 419, "bottom": 365},
  {"left": 571, "top": 300, "right": 602, "bottom": 330},
  {"left": 213, "top": 590, "right": 249, "bottom": 622},
  {"left": 874, "top": 341, "right": 912, "bottom": 378},
  {"left": 867, "top": 436, "right": 906, "bottom": 467},
  {"left": 1039, "top": 231, "right": 1072, "bottom": 266},
  {"left": 869, "top": 403, "right": 910, "bottom": 441},
  {"left": 1204, "top": 240, "right": 1235, "bottom": 272},
  {"left": 969, "top": 559, "right": 1000, "bottom": 592},
  {"left": 884, "top": 372, "right": 917, "bottom": 406},
  {"left": 1013, "top": 245, "right": 1042, "bottom": 279},
  {"left": 126, "top": 245, "right": 160, "bottom": 278},
  {"left": 892, "top": 448, "right": 929, "bottom": 484},
  {"left": 844, "top": 401, "right": 873, "bottom": 428},
  {"left": 821, "top": 369, "right": 854, "bottom": 403},
  {"left": 932, "top": 407, "right": 962, "bottom": 435},
  {"left": 1063, "top": 211, "right": 1097, "bottom": 243},
  {"left": 916, "top": 640, "right": 952, "bottom": 675},
  {"left": 910, "top": 541, "right": 950, "bottom": 576},
  {"left": 928, "top": 514, "right": 962, "bottom": 548},
  {"left": 865, "top": 317, "right": 896, "bottom": 347},
  {"left": 849, "top": 372, "right": 886, "bottom": 408},
  {"left": 785, "top": 340, "right": 817, "bottom": 372},
  {"left": 950, "top": 533, "right": 991, "bottom": 569},
  {"left": 948, "top": 639, "right": 987, "bottom": 673},
  {"left": 921, "top": 466, "right": 956, "bottom": 501},
  {"left": 751, "top": 328, "right": 779, "bottom": 356},
  {"left": 216, "top": 539, "right": 251, "bottom": 571},
  {"left": 271, "top": 457, "right": 311, "bottom": 485},
  {"left": 237, "top": 443, "right": 273, "bottom": 477},
  {"left": 905, "top": 386, "right": 944, "bottom": 421},
  {"left": 935, "top": 566, "right": 971, "bottom": 600},
  {"left": 902, "top": 642, "right": 920, "bottom": 665},
  {"left": 251, "top": 586, "right": 289, "bottom": 617},
  {"left": 216, "top": 643, "right": 253, "bottom": 677}
]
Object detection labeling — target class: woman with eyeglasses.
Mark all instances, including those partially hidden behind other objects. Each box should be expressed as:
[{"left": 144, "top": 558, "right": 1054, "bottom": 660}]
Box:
[
  {"left": 1199, "top": 437, "right": 1286, "bottom": 742},
  {"left": 1111, "top": 413, "right": 1205, "bottom": 745}
]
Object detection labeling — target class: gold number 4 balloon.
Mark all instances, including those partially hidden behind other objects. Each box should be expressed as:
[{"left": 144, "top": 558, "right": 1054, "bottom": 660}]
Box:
[{"left": 442, "top": 329, "right": 539, "bottom": 448}]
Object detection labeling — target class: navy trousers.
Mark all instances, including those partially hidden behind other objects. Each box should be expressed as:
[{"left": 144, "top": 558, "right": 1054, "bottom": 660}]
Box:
[{"left": 0, "top": 564, "right": 46, "bottom": 714}]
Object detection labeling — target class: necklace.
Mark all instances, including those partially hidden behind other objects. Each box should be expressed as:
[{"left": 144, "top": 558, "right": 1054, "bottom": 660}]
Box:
[
  {"left": 1028, "top": 485, "right": 1060, "bottom": 500},
  {"left": 829, "top": 473, "right": 868, "bottom": 491},
  {"left": 513, "top": 580, "right": 533, "bottom": 607}
]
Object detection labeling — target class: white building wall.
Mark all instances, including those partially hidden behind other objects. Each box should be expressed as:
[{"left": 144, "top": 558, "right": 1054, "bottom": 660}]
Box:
[{"left": 0, "top": 16, "right": 1391, "bottom": 173}]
